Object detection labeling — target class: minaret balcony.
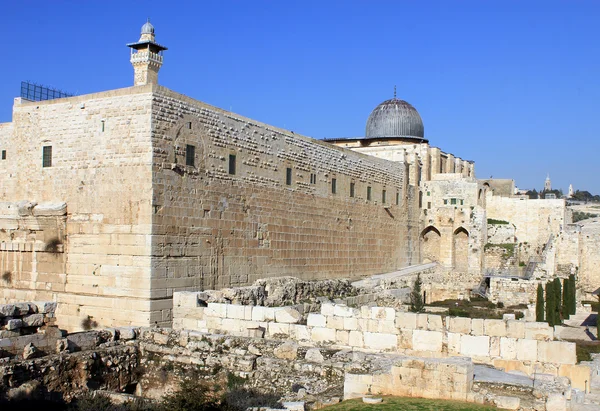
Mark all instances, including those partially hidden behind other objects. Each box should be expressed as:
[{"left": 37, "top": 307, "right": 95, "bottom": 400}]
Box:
[{"left": 130, "top": 51, "right": 163, "bottom": 64}]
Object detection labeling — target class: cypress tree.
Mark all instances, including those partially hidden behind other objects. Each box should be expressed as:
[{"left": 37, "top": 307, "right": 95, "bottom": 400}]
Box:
[
  {"left": 546, "top": 281, "right": 555, "bottom": 326},
  {"left": 554, "top": 278, "right": 562, "bottom": 325},
  {"left": 569, "top": 274, "right": 577, "bottom": 315},
  {"left": 562, "top": 278, "right": 570, "bottom": 320},
  {"left": 410, "top": 274, "right": 424, "bottom": 313},
  {"left": 536, "top": 283, "right": 545, "bottom": 322}
]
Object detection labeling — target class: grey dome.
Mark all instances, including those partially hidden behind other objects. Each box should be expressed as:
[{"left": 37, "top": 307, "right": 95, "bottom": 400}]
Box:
[
  {"left": 365, "top": 98, "right": 425, "bottom": 141},
  {"left": 141, "top": 21, "right": 155, "bottom": 34}
]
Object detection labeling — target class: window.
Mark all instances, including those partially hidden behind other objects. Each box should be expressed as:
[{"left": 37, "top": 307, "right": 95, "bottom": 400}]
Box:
[
  {"left": 228, "top": 154, "right": 236, "bottom": 175},
  {"left": 42, "top": 146, "right": 52, "bottom": 168},
  {"left": 382, "top": 190, "right": 386, "bottom": 203},
  {"left": 428, "top": 202, "right": 432, "bottom": 209},
  {"left": 396, "top": 192, "right": 399, "bottom": 205},
  {"left": 101, "top": 120, "right": 105, "bottom": 132},
  {"left": 367, "top": 186, "right": 372, "bottom": 201},
  {"left": 427, "top": 191, "right": 431, "bottom": 196},
  {"left": 460, "top": 199, "right": 464, "bottom": 205},
  {"left": 331, "top": 178, "right": 337, "bottom": 194},
  {"left": 186, "top": 122, "right": 192, "bottom": 130},
  {"left": 185, "top": 144, "right": 195, "bottom": 167},
  {"left": 286, "top": 167, "right": 292, "bottom": 185},
  {"left": 350, "top": 182, "right": 355, "bottom": 198},
  {"left": 1, "top": 150, "right": 5, "bottom": 160},
  {"left": 310, "top": 173, "right": 316, "bottom": 184},
  {"left": 443, "top": 199, "right": 448, "bottom": 205},
  {"left": 451, "top": 198, "right": 457, "bottom": 205}
]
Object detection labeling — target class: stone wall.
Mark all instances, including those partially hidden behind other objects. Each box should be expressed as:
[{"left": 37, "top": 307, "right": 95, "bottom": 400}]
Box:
[
  {"left": 172, "top": 293, "right": 589, "bottom": 389},
  {"left": 0, "top": 86, "right": 156, "bottom": 330},
  {"left": 487, "top": 223, "right": 516, "bottom": 244},
  {"left": 488, "top": 278, "right": 542, "bottom": 306},
  {"left": 555, "top": 222, "right": 600, "bottom": 293},
  {"left": 486, "top": 196, "right": 566, "bottom": 262},
  {"left": 148, "top": 86, "right": 417, "bottom": 302}
]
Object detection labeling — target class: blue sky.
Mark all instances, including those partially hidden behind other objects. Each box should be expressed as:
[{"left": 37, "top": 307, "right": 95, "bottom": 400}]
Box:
[{"left": 1, "top": 1, "right": 598, "bottom": 193}]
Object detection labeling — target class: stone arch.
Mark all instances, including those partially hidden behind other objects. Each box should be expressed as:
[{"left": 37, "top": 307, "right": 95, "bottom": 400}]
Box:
[
  {"left": 453, "top": 227, "right": 469, "bottom": 271},
  {"left": 421, "top": 226, "right": 441, "bottom": 263}
]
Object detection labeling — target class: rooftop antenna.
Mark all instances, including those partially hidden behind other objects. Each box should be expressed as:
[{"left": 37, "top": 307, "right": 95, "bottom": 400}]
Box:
[{"left": 394, "top": 85, "right": 397, "bottom": 99}]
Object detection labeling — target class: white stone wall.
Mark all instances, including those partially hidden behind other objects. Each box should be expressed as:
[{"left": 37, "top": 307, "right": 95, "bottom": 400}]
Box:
[
  {"left": 0, "top": 86, "right": 156, "bottom": 330},
  {"left": 172, "top": 293, "right": 589, "bottom": 388}
]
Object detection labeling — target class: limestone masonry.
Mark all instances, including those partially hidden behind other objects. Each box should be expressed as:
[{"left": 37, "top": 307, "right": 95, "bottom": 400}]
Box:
[{"left": 0, "top": 21, "right": 596, "bottom": 331}]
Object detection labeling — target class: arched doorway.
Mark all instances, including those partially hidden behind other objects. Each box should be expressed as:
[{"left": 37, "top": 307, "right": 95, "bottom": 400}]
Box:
[
  {"left": 453, "top": 227, "right": 469, "bottom": 271},
  {"left": 421, "top": 226, "right": 441, "bottom": 263}
]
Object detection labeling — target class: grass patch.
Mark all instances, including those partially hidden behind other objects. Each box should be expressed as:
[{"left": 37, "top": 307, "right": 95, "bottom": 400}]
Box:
[
  {"left": 571, "top": 341, "right": 600, "bottom": 363},
  {"left": 484, "top": 243, "right": 515, "bottom": 258},
  {"left": 487, "top": 218, "right": 509, "bottom": 225},
  {"left": 323, "top": 397, "right": 494, "bottom": 410},
  {"left": 428, "top": 299, "right": 524, "bottom": 320}
]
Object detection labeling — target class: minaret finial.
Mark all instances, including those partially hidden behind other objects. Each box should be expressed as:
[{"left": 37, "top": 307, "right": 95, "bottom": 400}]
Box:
[{"left": 394, "top": 85, "right": 397, "bottom": 99}]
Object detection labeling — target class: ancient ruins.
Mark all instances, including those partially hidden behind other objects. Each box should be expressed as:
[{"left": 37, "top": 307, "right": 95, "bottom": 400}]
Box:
[{"left": 1, "top": 20, "right": 600, "bottom": 410}]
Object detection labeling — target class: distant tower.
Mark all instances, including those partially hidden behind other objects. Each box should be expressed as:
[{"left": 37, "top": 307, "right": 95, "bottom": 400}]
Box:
[
  {"left": 127, "top": 20, "right": 168, "bottom": 86},
  {"left": 544, "top": 174, "right": 552, "bottom": 191},
  {"left": 568, "top": 184, "right": 574, "bottom": 198}
]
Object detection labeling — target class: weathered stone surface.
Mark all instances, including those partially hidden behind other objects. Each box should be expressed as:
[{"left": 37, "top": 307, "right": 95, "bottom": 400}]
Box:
[
  {"left": 23, "top": 314, "right": 44, "bottom": 327},
  {"left": 275, "top": 307, "right": 301, "bottom": 324},
  {"left": 307, "top": 313, "right": 326, "bottom": 327},
  {"left": 495, "top": 395, "right": 520, "bottom": 410},
  {"left": 412, "top": 330, "right": 443, "bottom": 352},
  {"left": 305, "top": 348, "right": 324, "bottom": 363},
  {"left": 460, "top": 335, "right": 490, "bottom": 357},
  {"left": 7, "top": 319, "right": 23, "bottom": 330},
  {"left": 22, "top": 342, "right": 38, "bottom": 360},
  {"left": 273, "top": 341, "right": 299, "bottom": 360}
]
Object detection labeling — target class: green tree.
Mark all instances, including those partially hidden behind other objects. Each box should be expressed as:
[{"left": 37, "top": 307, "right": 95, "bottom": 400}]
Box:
[
  {"left": 553, "top": 278, "right": 562, "bottom": 324},
  {"left": 545, "top": 282, "right": 556, "bottom": 326},
  {"left": 562, "top": 278, "right": 570, "bottom": 320},
  {"left": 410, "top": 274, "right": 424, "bottom": 313},
  {"left": 569, "top": 274, "right": 577, "bottom": 315},
  {"left": 536, "top": 283, "right": 545, "bottom": 322}
]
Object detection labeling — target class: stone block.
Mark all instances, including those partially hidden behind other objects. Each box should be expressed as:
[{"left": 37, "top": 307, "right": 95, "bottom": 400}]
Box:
[
  {"left": 499, "top": 337, "right": 517, "bottom": 360},
  {"left": 524, "top": 322, "right": 553, "bottom": 341},
  {"left": 396, "top": 312, "right": 417, "bottom": 329},
  {"left": 327, "top": 316, "right": 344, "bottom": 330},
  {"left": 495, "top": 396, "right": 520, "bottom": 410},
  {"left": 349, "top": 330, "right": 364, "bottom": 348},
  {"left": 7, "top": 319, "right": 23, "bottom": 331},
  {"left": 448, "top": 332, "right": 461, "bottom": 353},
  {"left": 0, "top": 304, "right": 16, "bottom": 317},
  {"left": 321, "top": 303, "right": 335, "bottom": 316},
  {"left": 377, "top": 321, "right": 397, "bottom": 334},
  {"left": 336, "top": 330, "right": 349, "bottom": 345},
  {"left": 273, "top": 341, "right": 298, "bottom": 360},
  {"left": 117, "top": 327, "right": 137, "bottom": 340},
  {"left": 489, "top": 336, "right": 500, "bottom": 357},
  {"left": 221, "top": 318, "right": 242, "bottom": 333},
  {"left": 460, "top": 335, "right": 490, "bottom": 357},
  {"left": 397, "top": 330, "right": 412, "bottom": 349},
  {"left": 305, "top": 348, "right": 324, "bottom": 363},
  {"left": 471, "top": 318, "right": 484, "bottom": 336},
  {"left": 364, "top": 332, "right": 397, "bottom": 350},
  {"left": 34, "top": 302, "right": 57, "bottom": 314},
  {"left": 226, "top": 304, "right": 245, "bottom": 320},
  {"left": 370, "top": 307, "right": 395, "bottom": 321},
  {"left": 206, "top": 303, "right": 227, "bottom": 318},
  {"left": 538, "top": 341, "right": 576, "bottom": 365},
  {"left": 484, "top": 319, "right": 507, "bottom": 337},
  {"left": 22, "top": 314, "right": 44, "bottom": 327},
  {"left": 251, "top": 306, "right": 267, "bottom": 322},
  {"left": 545, "top": 393, "right": 567, "bottom": 411},
  {"left": 334, "top": 304, "right": 354, "bottom": 317},
  {"left": 173, "top": 292, "right": 199, "bottom": 308},
  {"left": 516, "top": 339, "right": 537, "bottom": 361},
  {"left": 412, "top": 330, "right": 443, "bottom": 352},
  {"left": 416, "top": 313, "right": 428, "bottom": 329},
  {"left": 275, "top": 307, "right": 301, "bottom": 324},
  {"left": 558, "top": 364, "right": 592, "bottom": 391},
  {"left": 311, "top": 327, "right": 336, "bottom": 343},
  {"left": 448, "top": 317, "right": 471, "bottom": 334},
  {"left": 290, "top": 325, "right": 310, "bottom": 341},
  {"left": 506, "top": 320, "right": 525, "bottom": 339},
  {"left": 343, "top": 317, "right": 358, "bottom": 331},
  {"left": 307, "top": 313, "right": 326, "bottom": 327},
  {"left": 427, "top": 315, "right": 443, "bottom": 331},
  {"left": 268, "top": 322, "right": 290, "bottom": 336}
]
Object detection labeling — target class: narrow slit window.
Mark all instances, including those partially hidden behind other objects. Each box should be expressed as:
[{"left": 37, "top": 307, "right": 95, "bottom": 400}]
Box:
[
  {"left": 396, "top": 192, "right": 399, "bottom": 205},
  {"left": 331, "top": 178, "right": 337, "bottom": 194},
  {"left": 42, "top": 146, "right": 52, "bottom": 168},
  {"left": 286, "top": 167, "right": 292, "bottom": 185},
  {"left": 1, "top": 150, "right": 5, "bottom": 160},
  {"left": 350, "top": 182, "right": 355, "bottom": 198},
  {"left": 185, "top": 144, "right": 195, "bottom": 167},
  {"left": 101, "top": 120, "right": 105, "bottom": 132},
  {"left": 186, "top": 122, "right": 192, "bottom": 130},
  {"left": 367, "top": 186, "right": 372, "bottom": 201},
  {"left": 228, "top": 154, "right": 236, "bottom": 175},
  {"left": 310, "top": 173, "right": 316, "bottom": 184},
  {"left": 382, "top": 190, "right": 386, "bottom": 203}
]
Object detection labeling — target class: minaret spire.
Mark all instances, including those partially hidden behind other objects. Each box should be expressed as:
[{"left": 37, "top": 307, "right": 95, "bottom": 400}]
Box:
[
  {"left": 394, "top": 85, "right": 397, "bottom": 99},
  {"left": 126, "top": 20, "right": 168, "bottom": 86}
]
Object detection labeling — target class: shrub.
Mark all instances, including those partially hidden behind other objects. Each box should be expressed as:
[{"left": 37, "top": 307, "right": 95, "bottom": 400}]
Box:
[
  {"left": 487, "top": 218, "right": 510, "bottom": 225},
  {"left": 536, "top": 283, "right": 545, "bottom": 322},
  {"left": 45, "top": 238, "right": 62, "bottom": 253},
  {"left": 158, "top": 379, "right": 221, "bottom": 411},
  {"left": 81, "top": 316, "right": 98, "bottom": 331},
  {"left": 1, "top": 271, "right": 11, "bottom": 283},
  {"left": 409, "top": 274, "right": 424, "bottom": 313},
  {"left": 222, "top": 388, "right": 281, "bottom": 411}
]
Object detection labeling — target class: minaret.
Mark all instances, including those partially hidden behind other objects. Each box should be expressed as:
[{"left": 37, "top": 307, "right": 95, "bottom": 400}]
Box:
[
  {"left": 127, "top": 20, "right": 168, "bottom": 86},
  {"left": 568, "top": 184, "right": 574, "bottom": 198},
  {"left": 544, "top": 174, "right": 551, "bottom": 191}
]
